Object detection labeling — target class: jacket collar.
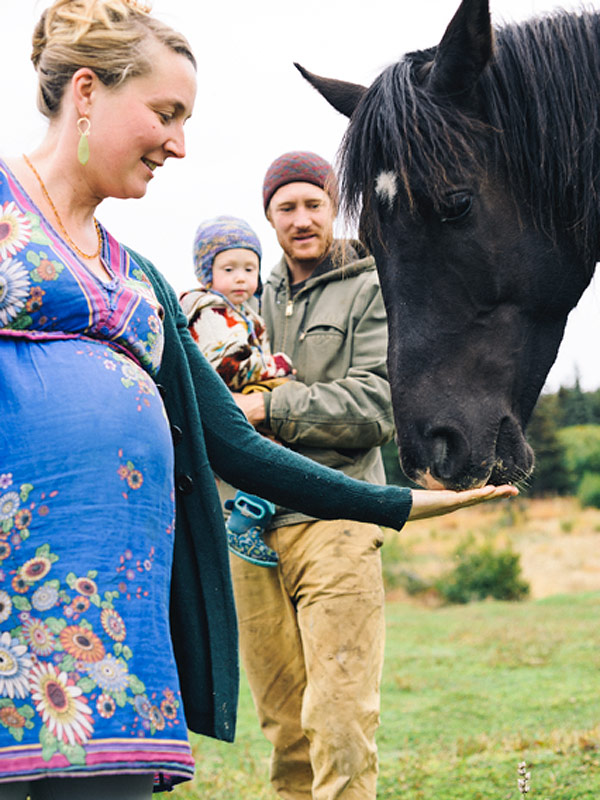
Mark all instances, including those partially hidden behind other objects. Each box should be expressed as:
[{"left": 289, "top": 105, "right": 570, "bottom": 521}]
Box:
[{"left": 266, "top": 240, "right": 375, "bottom": 294}]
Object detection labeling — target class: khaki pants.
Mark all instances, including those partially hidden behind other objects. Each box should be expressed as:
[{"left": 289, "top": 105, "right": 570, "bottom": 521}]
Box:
[{"left": 230, "top": 519, "right": 386, "bottom": 800}]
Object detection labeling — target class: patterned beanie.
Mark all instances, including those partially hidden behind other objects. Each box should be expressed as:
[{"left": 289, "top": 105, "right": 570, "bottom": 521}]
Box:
[
  {"left": 262, "top": 151, "right": 338, "bottom": 212},
  {"left": 193, "top": 215, "right": 262, "bottom": 288}
]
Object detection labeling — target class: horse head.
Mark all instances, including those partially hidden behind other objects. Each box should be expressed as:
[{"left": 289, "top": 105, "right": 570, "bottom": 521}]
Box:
[{"left": 297, "top": 0, "right": 598, "bottom": 489}]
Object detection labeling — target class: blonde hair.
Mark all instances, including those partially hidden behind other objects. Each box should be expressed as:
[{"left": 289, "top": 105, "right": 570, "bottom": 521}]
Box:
[{"left": 32, "top": 0, "right": 196, "bottom": 118}]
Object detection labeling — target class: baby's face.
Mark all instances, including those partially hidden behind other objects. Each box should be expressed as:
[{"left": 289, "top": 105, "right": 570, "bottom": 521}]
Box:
[{"left": 211, "top": 249, "right": 260, "bottom": 305}]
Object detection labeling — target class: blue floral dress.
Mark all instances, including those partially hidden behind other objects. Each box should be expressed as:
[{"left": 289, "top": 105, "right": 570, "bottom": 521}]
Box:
[{"left": 0, "top": 160, "right": 194, "bottom": 788}]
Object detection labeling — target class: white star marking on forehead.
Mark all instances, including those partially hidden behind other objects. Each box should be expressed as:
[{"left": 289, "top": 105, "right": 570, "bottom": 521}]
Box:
[{"left": 375, "top": 171, "right": 398, "bottom": 209}]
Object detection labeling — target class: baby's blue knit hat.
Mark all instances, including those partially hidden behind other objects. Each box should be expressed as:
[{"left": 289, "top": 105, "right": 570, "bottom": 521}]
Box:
[{"left": 193, "top": 215, "right": 262, "bottom": 290}]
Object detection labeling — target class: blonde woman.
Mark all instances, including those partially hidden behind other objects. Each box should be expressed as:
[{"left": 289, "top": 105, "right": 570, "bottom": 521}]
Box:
[{"left": 0, "top": 1, "right": 516, "bottom": 798}]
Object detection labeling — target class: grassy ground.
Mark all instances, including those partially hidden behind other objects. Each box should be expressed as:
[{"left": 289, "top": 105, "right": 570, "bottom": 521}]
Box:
[
  {"left": 377, "top": 594, "right": 600, "bottom": 799},
  {"left": 163, "top": 498, "right": 600, "bottom": 799}
]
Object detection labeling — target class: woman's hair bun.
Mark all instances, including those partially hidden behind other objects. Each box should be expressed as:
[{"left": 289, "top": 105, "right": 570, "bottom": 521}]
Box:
[
  {"left": 31, "top": 10, "right": 49, "bottom": 70},
  {"left": 30, "top": 0, "right": 194, "bottom": 119}
]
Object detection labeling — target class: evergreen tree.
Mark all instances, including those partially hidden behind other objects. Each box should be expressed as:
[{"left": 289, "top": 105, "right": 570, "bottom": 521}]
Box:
[
  {"left": 557, "top": 375, "right": 594, "bottom": 426},
  {"left": 587, "top": 388, "right": 600, "bottom": 424},
  {"left": 526, "top": 394, "right": 570, "bottom": 495}
]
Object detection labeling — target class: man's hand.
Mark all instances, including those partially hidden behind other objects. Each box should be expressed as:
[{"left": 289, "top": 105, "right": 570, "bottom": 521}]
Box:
[
  {"left": 408, "top": 484, "right": 519, "bottom": 520},
  {"left": 233, "top": 392, "right": 267, "bottom": 428}
]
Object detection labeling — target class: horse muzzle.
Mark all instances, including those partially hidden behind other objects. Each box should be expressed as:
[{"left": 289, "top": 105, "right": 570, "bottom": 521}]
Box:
[{"left": 398, "top": 415, "right": 534, "bottom": 490}]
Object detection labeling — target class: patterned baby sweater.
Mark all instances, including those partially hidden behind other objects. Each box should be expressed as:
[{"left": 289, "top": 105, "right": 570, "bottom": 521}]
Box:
[{"left": 179, "top": 286, "right": 292, "bottom": 391}]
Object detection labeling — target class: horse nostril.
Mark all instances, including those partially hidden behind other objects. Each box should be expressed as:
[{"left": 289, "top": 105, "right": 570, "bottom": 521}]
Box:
[
  {"left": 432, "top": 435, "right": 449, "bottom": 472},
  {"left": 494, "top": 416, "right": 534, "bottom": 480},
  {"left": 430, "top": 428, "right": 470, "bottom": 483}
]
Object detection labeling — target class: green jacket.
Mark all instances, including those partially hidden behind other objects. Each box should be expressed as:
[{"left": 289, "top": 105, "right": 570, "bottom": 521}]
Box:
[
  {"left": 133, "top": 251, "right": 412, "bottom": 743},
  {"left": 262, "top": 243, "right": 395, "bottom": 527}
]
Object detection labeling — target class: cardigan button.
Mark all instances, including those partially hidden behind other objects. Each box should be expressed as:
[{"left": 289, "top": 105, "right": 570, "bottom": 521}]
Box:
[
  {"left": 156, "top": 383, "right": 167, "bottom": 399},
  {"left": 171, "top": 425, "right": 183, "bottom": 445},
  {"left": 176, "top": 474, "right": 194, "bottom": 495}
]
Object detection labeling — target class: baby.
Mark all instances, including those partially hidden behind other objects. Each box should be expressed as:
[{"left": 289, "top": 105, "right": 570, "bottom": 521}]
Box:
[
  {"left": 180, "top": 215, "right": 292, "bottom": 390},
  {"left": 180, "top": 215, "right": 293, "bottom": 567}
]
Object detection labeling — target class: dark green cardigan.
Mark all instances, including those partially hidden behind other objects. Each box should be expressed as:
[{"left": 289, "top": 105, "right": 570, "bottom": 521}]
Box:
[{"left": 133, "top": 251, "right": 412, "bottom": 742}]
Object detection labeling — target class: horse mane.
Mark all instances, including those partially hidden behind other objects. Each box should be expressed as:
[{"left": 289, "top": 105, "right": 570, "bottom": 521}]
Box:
[{"left": 339, "top": 9, "right": 600, "bottom": 269}]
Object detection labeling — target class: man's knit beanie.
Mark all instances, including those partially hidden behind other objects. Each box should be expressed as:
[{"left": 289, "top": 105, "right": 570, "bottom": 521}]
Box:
[
  {"left": 193, "top": 215, "right": 262, "bottom": 290},
  {"left": 262, "top": 151, "right": 338, "bottom": 212}
]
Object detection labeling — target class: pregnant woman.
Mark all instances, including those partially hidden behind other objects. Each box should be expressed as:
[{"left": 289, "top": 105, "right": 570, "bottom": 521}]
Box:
[{"left": 0, "top": 1, "right": 516, "bottom": 798}]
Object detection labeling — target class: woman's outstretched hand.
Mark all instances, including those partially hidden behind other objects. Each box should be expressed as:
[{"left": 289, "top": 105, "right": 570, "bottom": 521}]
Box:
[{"left": 408, "top": 485, "right": 518, "bottom": 521}]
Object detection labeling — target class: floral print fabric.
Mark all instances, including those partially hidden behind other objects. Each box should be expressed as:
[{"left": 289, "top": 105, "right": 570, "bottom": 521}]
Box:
[
  {"left": 179, "top": 285, "right": 292, "bottom": 391},
  {"left": 0, "top": 161, "right": 194, "bottom": 787}
]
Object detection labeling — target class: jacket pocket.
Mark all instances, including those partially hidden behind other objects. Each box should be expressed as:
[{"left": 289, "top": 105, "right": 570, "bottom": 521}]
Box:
[{"left": 295, "top": 322, "right": 347, "bottom": 384}]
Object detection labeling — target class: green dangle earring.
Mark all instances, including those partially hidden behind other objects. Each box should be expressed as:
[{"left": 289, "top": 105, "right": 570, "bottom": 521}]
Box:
[{"left": 77, "top": 116, "right": 91, "bottom": 165}]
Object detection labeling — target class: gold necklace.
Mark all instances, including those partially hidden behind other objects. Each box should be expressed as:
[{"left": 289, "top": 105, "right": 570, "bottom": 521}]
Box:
[{"left": 22, "top": 154, "right": 102, "bottom": 260}]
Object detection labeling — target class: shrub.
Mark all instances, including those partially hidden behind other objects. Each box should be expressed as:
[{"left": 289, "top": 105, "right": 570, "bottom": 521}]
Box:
[
  {"left": 435, "top": 542, "right": 530, "bottom": 604},
  {"left": 557, "top": 425, "right": 600, "bottom": 491},
  {"left": 577, "top": 472, "right": 600, "bottom": 509}
]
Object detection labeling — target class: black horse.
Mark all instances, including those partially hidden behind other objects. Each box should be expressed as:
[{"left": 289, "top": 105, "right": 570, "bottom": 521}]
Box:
[{"left": 296, "top": 0, "right": 600, "bottom": 490}]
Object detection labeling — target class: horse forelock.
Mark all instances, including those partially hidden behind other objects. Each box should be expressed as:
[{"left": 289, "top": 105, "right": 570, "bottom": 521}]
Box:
[
  {"left": 340, "top": 9, "right": 600, "bottom": 270},
  {"left": 339, "top": 55, "right": 487, "bottom": 233}
]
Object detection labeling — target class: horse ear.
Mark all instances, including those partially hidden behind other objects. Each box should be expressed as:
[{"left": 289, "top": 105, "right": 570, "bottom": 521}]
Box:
[
  {"left": 428, "top": 0, "right": 493, "bottom": 100},
  {"left": 294, "top": 62, "right": 366, "bottom": 118}
]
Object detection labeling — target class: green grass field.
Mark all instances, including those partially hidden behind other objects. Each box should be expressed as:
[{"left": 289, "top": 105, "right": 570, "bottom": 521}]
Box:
[{"left": 164, "top": 591, "right": 600, "bottom": 799}]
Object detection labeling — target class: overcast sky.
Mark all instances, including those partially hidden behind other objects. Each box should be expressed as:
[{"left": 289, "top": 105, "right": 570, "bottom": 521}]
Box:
[{"left": 2, "top": 0, "right": 599, "bottom": 391}]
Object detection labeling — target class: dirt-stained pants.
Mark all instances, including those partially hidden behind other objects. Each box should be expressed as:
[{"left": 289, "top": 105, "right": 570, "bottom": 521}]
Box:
[{"left": 230, "top": 518, "right": 386, "bottom": 800}]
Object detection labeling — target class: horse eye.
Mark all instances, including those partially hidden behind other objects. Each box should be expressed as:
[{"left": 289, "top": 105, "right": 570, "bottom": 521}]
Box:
[{"left": 440, "top": 191, "right": 473, "bottom": 223}]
